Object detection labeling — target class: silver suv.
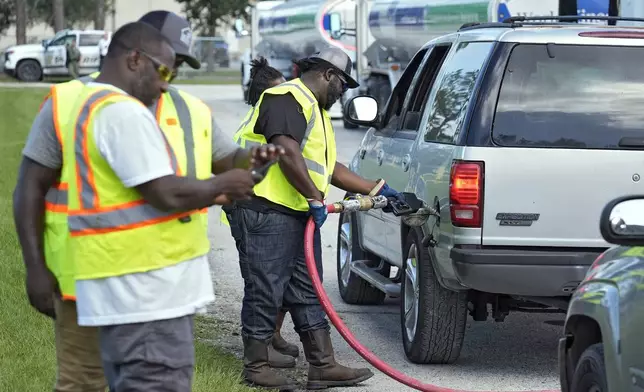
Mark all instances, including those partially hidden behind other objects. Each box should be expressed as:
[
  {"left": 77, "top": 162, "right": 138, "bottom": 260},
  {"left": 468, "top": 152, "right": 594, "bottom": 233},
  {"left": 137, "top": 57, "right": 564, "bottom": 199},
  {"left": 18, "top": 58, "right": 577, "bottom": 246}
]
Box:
[{"left": 339, "top": 16, "right": 644, "bottom": 365}]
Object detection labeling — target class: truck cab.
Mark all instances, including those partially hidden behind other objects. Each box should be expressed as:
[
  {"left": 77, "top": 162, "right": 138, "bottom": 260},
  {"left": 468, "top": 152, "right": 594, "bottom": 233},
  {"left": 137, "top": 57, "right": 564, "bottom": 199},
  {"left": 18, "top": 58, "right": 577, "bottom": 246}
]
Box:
[{"left": 4, "top": 29, "right": 109, "bottom": 82}]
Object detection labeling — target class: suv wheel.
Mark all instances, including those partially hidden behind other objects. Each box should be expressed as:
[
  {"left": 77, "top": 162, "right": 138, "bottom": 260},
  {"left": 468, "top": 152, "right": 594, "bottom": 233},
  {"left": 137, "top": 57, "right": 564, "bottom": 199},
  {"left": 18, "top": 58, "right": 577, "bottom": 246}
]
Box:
[
  {"left": 16, "top": 59, "right": 43, "bottom": 82},
  {"left": 336, "top": 208, "right": 387, "bottom": 305},
  {"left": 570, "top": 343, "right": 607, "bottom": 392},
  {"left": 401, "top": 227, "right": 467, "bottom": 364}
]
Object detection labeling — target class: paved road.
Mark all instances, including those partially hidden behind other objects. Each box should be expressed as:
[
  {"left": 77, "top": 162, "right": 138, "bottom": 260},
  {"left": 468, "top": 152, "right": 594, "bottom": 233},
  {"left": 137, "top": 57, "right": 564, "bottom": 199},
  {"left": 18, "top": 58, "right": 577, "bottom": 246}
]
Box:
[
  {"left": 8, "top": 82, "right": 562, "bottom": 391},
  {"left": 183, "top": 84, "right": 564, "bottom": 392}
]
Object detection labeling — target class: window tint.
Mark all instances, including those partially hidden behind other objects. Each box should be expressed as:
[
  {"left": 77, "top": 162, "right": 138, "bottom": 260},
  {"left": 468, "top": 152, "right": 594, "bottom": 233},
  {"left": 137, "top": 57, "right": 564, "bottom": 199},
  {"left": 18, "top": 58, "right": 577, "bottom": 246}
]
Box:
[
  {"left": 380, "top": 48, "right": 428, "bottom": 131},
  {"left": 79, "top": 34, "right": 103, "bottom": 47},
  {"left": 50, "top": 35, "right": 75, "bottom": 46},
  {"left": 401, "top": 45, "right": 450, "bottom": 131},
  {"left": 493, "top": 44, "right": 644, "bottom": 149},
  {"left": 424, "top": 41, "right": 493, "bottom": 144}
]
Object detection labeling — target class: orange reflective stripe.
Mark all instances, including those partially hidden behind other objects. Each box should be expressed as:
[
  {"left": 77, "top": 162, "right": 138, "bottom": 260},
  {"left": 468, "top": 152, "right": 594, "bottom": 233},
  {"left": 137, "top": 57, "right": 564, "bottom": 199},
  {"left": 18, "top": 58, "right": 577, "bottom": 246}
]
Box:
[
  {"left": 69, "top": 89, "right": 198, "bottom": 236},
  {"left": 155, "top": 94, "right": 182, "bottom": 175},
  {"left": 61, "top": 294, "right": 77, "bottom": 301},
  {"left": 45, "top": 182, "right": 68, "bottom": 212}
]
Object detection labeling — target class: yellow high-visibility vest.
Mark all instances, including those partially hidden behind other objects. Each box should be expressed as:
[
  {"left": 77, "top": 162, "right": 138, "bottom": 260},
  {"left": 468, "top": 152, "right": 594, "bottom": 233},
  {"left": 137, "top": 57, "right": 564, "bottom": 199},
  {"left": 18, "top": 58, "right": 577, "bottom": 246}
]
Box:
[
  {"left": 43, "top": 78, "right": 92, "bottom": 300},
  {"left": 61, "top": 85, "right": 212, "bottom": 281},
  {"left": 232, "top": 78, "right": 337, "bottom": 212}
]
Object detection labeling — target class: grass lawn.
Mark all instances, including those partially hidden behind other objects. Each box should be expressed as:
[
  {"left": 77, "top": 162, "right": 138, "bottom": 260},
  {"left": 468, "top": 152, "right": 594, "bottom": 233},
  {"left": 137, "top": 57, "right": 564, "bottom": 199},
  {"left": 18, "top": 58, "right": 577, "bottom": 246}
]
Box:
[{"left": 0, "top": 87, "right": 258, "bottom": 391}]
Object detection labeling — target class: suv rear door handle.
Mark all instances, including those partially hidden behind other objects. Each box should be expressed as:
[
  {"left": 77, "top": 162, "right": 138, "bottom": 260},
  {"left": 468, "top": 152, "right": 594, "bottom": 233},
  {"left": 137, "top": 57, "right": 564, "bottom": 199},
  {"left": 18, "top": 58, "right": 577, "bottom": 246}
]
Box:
[
  {"left": 402, "top": 154, "right": 411, "bottom": 172},
  {"left": 377, "top": 150, "right": 384, "bottom": 165}
]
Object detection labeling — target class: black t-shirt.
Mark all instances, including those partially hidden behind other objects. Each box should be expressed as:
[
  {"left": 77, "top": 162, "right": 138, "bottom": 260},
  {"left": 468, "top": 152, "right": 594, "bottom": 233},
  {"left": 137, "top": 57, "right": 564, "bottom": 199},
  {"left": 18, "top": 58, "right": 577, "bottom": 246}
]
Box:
[{"left": 239, "top": 93, "right": 310, "bottom": 217}]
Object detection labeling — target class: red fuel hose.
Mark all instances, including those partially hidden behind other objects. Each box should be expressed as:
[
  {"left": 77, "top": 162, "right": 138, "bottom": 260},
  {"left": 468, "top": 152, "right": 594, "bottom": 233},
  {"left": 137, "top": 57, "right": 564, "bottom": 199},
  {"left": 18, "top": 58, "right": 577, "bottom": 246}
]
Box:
[{"left": 303, "top": 203, "right": 560, "bottom": 392}]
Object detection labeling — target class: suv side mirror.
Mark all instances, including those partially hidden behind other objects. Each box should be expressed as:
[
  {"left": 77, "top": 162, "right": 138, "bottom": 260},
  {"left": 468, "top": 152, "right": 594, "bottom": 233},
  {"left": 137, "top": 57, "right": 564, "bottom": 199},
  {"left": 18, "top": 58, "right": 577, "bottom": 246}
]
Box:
[
  {"left": 343, "top": 96, "right": 379, "bottom": 127},
  {"left": 600, "top": 195, "right": 644, "bottom": 246}
]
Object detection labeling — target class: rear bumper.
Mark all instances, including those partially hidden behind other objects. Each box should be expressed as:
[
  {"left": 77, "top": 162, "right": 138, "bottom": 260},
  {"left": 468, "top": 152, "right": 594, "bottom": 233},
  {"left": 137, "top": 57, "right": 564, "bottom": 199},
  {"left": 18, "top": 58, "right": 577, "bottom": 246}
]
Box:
[{"left": 450, "top": 246, "right": 602, "bottom": 298}]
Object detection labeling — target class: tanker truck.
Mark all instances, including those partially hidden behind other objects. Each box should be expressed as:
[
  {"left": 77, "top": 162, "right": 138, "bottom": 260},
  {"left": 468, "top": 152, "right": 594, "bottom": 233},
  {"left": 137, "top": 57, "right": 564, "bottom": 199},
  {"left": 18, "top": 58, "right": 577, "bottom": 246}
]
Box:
[
  {"left": 236, "top": 0, "right": 356, "bottom": 119},
  {"left": 331, "top": 0, "right": 615, "bottom": 127}
]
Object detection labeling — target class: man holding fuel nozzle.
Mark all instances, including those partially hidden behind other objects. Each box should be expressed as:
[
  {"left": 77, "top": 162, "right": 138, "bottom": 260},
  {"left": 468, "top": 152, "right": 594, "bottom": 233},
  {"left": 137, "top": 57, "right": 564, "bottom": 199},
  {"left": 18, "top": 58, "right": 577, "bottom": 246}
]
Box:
[
  {"left": 228, "top": 47, "right": 403, "bottom": 390},
  {"left": 13, "top": 11, "right": 283, "bottom": 392}
]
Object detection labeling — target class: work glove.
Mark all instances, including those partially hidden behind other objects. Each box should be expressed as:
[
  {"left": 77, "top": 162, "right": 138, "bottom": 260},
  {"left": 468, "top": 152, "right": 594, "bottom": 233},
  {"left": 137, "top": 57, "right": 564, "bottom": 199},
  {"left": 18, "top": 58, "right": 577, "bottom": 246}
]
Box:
[
  {"left": 369, "top": 179, "right": 403, "bottom": 213},
  {"left": 307, "top": 199, "right": 328, "bottom": 228}
]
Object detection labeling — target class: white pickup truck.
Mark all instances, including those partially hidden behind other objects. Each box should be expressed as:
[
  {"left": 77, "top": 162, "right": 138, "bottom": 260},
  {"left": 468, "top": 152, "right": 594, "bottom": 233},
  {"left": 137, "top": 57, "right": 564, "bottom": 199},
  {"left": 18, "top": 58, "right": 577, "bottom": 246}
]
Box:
[{"left": 3, "top": 29, "right": 109, "bottom": 82}]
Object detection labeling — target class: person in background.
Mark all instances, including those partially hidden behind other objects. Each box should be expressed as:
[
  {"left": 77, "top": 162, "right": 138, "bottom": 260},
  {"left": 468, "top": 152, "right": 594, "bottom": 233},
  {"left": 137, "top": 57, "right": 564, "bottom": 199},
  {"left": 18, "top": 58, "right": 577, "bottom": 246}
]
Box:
[
  {"left": 66, "top": 38, "right": 81, "bottom": 79},
  {"left": 229, "top": 47, "right": 403, "bottom": 390},
  {"left": 98, "top": 32, "right": 110, "bottom": 70},
  {"left": 225, "top": 56, "right": 301, "bottom": 369}
]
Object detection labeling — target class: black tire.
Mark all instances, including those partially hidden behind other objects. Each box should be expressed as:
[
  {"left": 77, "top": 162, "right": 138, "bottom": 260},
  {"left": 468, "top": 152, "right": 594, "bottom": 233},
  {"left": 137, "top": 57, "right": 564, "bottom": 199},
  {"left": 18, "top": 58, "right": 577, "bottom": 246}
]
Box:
[
  {"left": 400, "top": 227, "right": 468, "bottom": 364},
  {"left": 16, "top": 59, "right": 43, "bottom": 82},
  {"left": 336, "top": 208, "right": 387, "bottom": 305},
  {"left": 570, "top": 343, "right": 607, "bottom": 392}
]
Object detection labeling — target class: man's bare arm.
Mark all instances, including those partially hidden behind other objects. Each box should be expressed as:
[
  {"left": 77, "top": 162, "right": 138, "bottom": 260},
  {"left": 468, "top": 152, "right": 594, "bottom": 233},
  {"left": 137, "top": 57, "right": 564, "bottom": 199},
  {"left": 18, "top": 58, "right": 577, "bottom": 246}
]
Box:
[
  {"left": 271, "top": 135, "right": 323, "bottom": 200},
  {"left": 13, "top": 158, "right": 59, "bottom": 273},
  {"left": 135, "top": 168, "right": 256, "bottom": 212},
  {"left": 331, "top": 162, "right": 378, "bottom": 195}
]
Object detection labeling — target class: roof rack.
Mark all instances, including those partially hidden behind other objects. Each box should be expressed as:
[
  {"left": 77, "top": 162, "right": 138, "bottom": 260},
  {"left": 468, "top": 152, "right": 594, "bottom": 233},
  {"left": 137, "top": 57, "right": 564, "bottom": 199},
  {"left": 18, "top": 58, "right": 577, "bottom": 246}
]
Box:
[
  {"left": 458, "top": 22, "right": 514, "bottom": 32},
  {"left": 503, "top": 15, "right": 644, "bottom": 24},
  {"left": 458, "top": 16, "right": 644, "bottom": 32}
]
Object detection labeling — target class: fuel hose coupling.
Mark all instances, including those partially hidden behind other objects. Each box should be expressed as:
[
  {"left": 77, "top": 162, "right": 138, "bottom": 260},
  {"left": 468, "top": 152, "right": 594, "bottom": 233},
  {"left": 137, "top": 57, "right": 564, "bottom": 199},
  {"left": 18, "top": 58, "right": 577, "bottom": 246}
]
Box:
[{"left": 330, "top": 195, "right": 389, "bottom": 213}]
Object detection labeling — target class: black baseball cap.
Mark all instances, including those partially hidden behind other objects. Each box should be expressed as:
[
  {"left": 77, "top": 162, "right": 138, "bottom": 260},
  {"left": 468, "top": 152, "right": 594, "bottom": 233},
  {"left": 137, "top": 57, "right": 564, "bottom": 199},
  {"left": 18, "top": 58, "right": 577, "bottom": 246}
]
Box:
[
  {"left": 138, "top": 10, "right": 201, "bottom": 69},
  {"left": 298, "top": 47, "right": 359, "bottom": 88}
]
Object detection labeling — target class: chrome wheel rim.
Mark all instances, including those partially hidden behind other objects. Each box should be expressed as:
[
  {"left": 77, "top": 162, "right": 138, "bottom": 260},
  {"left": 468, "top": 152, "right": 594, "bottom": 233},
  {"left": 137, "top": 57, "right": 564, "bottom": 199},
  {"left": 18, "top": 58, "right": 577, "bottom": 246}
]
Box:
[
  {"left": 339, "top": 214, "right": 353, "bottom": 287},
  {"left": 404, "top": 244, "right": 420, "bottom": 343}
]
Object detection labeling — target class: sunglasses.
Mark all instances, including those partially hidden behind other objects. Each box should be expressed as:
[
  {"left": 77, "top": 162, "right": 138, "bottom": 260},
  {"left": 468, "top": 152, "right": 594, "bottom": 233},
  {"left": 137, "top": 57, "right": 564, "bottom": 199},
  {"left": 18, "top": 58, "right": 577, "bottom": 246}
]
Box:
[
  {"left": 113, "top": 40, "right": 174, "bottom": 82},
  {"left": 139, "top": 50, "right": 174, "bottom": 82},
  {"left": 334, "top": 72, "right": 349, "bottom": 93}
]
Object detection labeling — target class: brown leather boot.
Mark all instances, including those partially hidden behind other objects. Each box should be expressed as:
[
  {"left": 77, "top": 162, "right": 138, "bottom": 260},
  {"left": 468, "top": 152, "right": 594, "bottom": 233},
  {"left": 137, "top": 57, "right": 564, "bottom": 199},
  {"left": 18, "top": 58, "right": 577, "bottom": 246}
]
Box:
[
  {"left": 268, "top": 341, "right": 296, "bottom": 368},
  {"left": 272, "top": 310, "right": 300, "bottom": 358},
  {"left": 242, "top": 336, "right": 297, "bottom": 390},
  {"left": 299, "top": 329, "right": 374, "bottom": 390}
]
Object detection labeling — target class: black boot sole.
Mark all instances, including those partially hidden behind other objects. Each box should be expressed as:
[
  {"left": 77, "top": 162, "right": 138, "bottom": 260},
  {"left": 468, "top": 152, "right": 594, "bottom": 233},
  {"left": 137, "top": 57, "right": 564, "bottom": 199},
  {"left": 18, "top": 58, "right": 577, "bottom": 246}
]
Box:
[{"left": 306, "top": 372, "right": 374, "bottom": 390}]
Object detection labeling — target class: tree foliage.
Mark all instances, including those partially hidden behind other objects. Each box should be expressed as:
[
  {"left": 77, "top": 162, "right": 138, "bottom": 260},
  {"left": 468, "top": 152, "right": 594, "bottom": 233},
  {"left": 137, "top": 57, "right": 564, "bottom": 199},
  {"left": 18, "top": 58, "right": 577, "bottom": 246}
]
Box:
[
  {"left": 0, "top": 0, "right": 14, "bottom": 35},
  {"left": 31, "top": 0, "right": 115, "bottom": 30},
  {"left": 176, "top": 0, "right": 249, "bottom": 36}
]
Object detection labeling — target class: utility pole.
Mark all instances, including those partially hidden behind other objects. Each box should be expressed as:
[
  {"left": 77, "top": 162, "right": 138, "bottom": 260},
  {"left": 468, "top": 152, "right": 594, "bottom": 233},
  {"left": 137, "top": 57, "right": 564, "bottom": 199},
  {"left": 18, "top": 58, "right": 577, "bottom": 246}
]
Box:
[
  {"left": 15, "top": 0, "right": 26, "bottom": 44},
  {"left": 53, "top": 0, "right": 65, "bottom": 32}
]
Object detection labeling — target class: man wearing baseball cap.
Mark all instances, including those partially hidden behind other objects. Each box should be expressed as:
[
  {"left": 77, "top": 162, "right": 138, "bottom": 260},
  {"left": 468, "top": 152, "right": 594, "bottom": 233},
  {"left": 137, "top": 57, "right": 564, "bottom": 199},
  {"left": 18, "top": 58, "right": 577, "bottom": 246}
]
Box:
[
  {"left": 16, "top": 10, "right": 283, "bottom": 392},
  {"left": 229, "top": 47, "right": 403, "bottom": 390}
]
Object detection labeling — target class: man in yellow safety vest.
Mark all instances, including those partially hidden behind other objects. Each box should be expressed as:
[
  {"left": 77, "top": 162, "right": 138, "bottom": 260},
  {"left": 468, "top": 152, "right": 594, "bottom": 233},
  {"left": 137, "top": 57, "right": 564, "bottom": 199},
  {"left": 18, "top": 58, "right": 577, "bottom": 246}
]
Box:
[
  {"left": 13, "top": 16, "right": 281, "bottom": 392},
  {"left": 227, "top": 47, "right": 403, "bottom": 390}
]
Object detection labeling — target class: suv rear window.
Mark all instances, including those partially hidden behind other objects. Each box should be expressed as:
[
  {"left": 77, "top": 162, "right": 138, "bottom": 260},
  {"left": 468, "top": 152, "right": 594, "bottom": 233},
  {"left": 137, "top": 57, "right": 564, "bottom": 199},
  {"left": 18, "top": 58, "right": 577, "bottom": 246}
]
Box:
[{"left": 493, "top": 43, "right": 644, "bottom": 149}]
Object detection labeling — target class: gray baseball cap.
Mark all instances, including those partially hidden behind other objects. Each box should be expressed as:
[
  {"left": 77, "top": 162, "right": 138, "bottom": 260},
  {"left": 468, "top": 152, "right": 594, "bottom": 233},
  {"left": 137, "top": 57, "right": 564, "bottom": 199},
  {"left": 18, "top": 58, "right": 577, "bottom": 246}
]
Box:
[
  {"left": 138, "top": 10, "right": 201, "bottom": 69},
  {"left": 299, "top": 47, "right": 359, "bottom": 88}
]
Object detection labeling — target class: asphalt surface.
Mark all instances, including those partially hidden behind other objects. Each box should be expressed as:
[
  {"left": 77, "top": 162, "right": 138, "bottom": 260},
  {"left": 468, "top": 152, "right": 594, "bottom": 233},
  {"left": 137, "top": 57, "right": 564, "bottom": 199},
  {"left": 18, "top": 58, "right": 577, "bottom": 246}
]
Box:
[
  {"left": 8, "top": 82, "right": 564, "bottom": 391},
  {"left": 176, "top": 84, "right": 564, "bottom": 392}
]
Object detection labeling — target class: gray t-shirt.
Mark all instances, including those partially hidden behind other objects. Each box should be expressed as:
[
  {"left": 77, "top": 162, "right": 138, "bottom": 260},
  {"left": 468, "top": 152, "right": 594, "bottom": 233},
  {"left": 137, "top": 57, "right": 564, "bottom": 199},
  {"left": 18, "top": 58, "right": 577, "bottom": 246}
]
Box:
[{"left": 22, "top": 93, "right": 238, "bottom": 170}]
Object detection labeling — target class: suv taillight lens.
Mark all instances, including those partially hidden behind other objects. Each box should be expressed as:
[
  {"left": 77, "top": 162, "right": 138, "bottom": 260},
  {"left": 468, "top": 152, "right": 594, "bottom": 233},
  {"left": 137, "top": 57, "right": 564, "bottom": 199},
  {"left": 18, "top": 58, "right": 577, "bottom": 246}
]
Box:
[
  {"left": 292, "top": 62, "right": 300, "bottom": 78},
  {"left": 449, "top": 160, "right": 484, "bottom": 228}
]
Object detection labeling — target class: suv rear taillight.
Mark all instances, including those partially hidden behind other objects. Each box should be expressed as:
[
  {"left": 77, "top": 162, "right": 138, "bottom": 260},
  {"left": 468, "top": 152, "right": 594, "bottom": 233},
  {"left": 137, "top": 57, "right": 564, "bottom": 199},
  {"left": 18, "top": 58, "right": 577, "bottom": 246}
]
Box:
[
  {"left": 292, "top": 62, "right": 300, "bottom": 78},
  {"left": 449, "top": 160, "right": 484, "bottom": 228}
]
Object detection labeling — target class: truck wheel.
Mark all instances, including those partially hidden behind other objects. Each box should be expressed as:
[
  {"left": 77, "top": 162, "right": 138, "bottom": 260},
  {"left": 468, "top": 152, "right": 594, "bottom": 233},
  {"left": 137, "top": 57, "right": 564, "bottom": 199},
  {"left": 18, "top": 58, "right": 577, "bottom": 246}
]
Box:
[
  {"left": 337, "top": 207, "right": 387, "bottom": 305},
  {"left": 570, "top": 343, "right": 607, "bottom": 392},
  {"left": 400, "top": 227, "right": 467, "bottom": 364},
  {"left": 16, "top": 59, "right": 43, "bottom": 82}
]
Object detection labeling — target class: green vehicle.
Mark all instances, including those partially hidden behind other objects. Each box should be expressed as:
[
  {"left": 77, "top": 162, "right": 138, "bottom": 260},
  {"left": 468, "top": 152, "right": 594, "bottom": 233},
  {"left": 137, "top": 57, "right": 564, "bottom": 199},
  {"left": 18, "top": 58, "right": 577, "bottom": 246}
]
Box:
[{"left": 559, "top": 195, "right": 644, "bottom": 392}]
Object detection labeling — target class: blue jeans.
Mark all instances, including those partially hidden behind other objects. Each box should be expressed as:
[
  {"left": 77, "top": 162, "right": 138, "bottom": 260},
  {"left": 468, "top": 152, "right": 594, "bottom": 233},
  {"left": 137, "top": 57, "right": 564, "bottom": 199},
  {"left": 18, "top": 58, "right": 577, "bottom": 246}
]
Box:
[{"left": 226, "top": 206, "right": 328, "bottom": 341}]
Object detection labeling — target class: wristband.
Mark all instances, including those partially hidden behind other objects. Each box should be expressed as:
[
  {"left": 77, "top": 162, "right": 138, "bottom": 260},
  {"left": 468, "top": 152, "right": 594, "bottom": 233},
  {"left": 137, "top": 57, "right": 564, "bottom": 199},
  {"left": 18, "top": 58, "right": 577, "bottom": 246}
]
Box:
[{"left": 369, "top": 179, "right": 386, "bottom": 197}]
